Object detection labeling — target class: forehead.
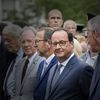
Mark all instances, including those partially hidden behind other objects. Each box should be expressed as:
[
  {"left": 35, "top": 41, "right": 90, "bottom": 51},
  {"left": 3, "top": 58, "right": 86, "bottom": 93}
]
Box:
[
  {"left": 36, "top": 30, "right": 45, "bottom": 38},
  {"left": 52, "top": 30, "right": 68, "bottom": 39},
  {"left": 21, "top": 30, "right": 35, "bottom": 38},
  {"left": 3, "top": 33, "right": 15, "bottom": 39},
  {"left": 48, "top": 11, "right": 62, "bottom": 18},
  {"left": 65, "top": 23, "right": 76, "bottom": 28}
]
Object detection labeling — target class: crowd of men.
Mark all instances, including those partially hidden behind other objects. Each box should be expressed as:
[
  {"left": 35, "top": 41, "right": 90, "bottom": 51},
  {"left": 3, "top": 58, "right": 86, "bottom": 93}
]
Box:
[{"left": 0, "top": 9, "right": 100, "bottom": 100}]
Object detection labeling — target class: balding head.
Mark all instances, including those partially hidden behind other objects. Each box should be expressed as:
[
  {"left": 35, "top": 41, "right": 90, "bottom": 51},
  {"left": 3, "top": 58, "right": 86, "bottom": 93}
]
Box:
[{"left": 48, "top": 9, "right": 63, "bottom": 30}]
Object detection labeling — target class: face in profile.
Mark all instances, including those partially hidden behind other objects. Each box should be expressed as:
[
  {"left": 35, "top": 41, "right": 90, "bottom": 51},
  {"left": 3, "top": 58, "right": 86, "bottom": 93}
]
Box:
[
  {"left": 87, "top": 26, "right": 100, "bottom": 53},
  {"left": 3, "top": 33, "right": 19, "bottom": 53},
  {"left": 35, "top": 30, "right": 47, "bottom": 56},
  {"left": 51, "top": 30, "right": 73, "bottom": 62}
]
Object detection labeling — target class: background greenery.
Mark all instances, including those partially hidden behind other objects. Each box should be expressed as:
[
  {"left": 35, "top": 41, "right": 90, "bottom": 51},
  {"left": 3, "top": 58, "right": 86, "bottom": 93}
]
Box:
[{"left": 6, "top": 0, "right": 100, "bottom": 25}]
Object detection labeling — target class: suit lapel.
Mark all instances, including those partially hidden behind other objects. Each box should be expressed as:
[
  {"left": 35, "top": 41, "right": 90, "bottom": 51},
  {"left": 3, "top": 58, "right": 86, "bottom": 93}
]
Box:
[
  {"left": 15, "top": 58, "right": 26, "bottom": 92},
  {"left": 49, "top": 55, "right": 77, "bottom": 95},
  {"left": 90, "top": 55, "right": 100, "bottom": 97},
  {"left": 45, "top": 64, "right": 57, "bottom": 100},
  {"left": 21, "top": 54, "right": 41, "bottom": 87},
  {"left": 35, "top": 56, "right": 58, "bottom": 90}
]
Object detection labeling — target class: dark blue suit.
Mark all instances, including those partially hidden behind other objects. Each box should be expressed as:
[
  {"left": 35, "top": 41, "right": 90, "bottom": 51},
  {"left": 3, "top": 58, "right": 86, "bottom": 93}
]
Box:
[
  {"left": 89, "top": 55, "right": 100, "bottom": 100},
  {"left": 34, "top": 56, "right": 58, "bottom": 100},
  {"left": 47, "top": 55, "right": 93, "bottom": 100}
]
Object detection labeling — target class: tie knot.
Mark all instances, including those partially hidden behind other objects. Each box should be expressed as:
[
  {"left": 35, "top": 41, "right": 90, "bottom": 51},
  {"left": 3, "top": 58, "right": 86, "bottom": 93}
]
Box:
[
  {"left": 58, "top": 64, "right": 63, "bottom": 68},
  {"left": 25, "top": 59, "right": 29, "bottom": 65}
]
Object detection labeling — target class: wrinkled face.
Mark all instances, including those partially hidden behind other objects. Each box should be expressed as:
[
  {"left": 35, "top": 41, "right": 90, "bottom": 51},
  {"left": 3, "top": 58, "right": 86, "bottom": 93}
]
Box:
[
  {"left": 64, "top": 23, "right": 76, "bottom": 36},
  {"left": 87, "top": 26, "right": 100, "bottom": 52},
  {"left": 48, "top": 13, "right": 63, "bottom": 30},
  {"left": 35, "top": 30, "right": 47, "bottom": 56},
  {"left": 3, "top": 33, "right": 19, "bottom": 53},
  {"left": 51, "top": 30, "right": 73, "bottom": 62},
  {"left": 20, "top": 30, "right": 36, "bottom": 57}
]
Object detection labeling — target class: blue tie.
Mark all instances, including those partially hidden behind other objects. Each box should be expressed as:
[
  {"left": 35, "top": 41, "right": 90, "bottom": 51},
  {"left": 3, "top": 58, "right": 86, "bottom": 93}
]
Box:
[
  {"left": 51, "top": 64, "right": 63, "bottom": 90},
  {"left": 34, "top": 57, "right": 57, "bottom": 100},
  {"left": 37, "top": 60, "right": 45, "bottom": 81}
]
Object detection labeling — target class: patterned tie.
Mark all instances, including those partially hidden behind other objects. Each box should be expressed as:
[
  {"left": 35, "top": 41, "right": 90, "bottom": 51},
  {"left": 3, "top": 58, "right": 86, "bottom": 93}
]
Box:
[
  {"left": 51, "top": 64, "right": 63, "bottom": 89},
  {"left": 21, "top": 58, "right": 29, "bottom": 83}
]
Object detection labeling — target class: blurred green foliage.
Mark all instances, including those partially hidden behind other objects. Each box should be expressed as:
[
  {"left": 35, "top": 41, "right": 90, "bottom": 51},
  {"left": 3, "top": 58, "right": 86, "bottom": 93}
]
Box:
[
  {"left": 6, "top": 0, "right": 99, "bottom": 25},
  {"left": 35, "top": 0, "right": 99, "bottom": 25}
]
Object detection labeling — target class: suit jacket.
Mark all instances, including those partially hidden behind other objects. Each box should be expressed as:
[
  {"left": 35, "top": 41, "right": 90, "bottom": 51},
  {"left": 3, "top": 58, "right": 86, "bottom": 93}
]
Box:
[
  {"left": 8, "top": 53, "right": 43, "bottom": 100},
  {"left": 89, "top": 55, "right": 100, "bottom": 100},
  {"left": 3, "top": 49, "right": 24, "bottom": 99},
  {"left": 34, "top": 56, "right": 58, "bottom": 100},
  {"left": 46, "top": 55, "right": 93, "bottom": 100}
]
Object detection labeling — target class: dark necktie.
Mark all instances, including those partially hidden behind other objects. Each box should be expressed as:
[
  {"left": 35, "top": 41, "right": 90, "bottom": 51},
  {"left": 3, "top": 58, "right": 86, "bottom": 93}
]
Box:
[
  {"left": 51, "top": 64, "right": 63, "bottom": 89},
  {"left": 21, "top": 59, "right": 29, "bottom": 83}
]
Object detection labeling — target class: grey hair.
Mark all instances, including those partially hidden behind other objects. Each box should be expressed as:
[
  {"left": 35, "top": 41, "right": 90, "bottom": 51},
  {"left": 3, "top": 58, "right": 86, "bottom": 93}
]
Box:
[
  {"left": 63, "top": 20, "right": 77, "bottom": 29},
  {"left": 20, "top": 26, "right": 37, "bottom": 37},
  {"left": 2, "top": 24, "right": 22, "bottom": 39},
  {"left": 37, "top": 27, "right": 54, "bottom": 41},
  {"left": 88, "top": 15, "right": 100, "bottom": 34}
]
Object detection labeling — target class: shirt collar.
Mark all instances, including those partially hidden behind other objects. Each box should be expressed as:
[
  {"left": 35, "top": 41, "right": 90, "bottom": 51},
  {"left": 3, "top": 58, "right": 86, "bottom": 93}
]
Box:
[
  {"left": 45, "top": 53, "right": 55, "bottom": 65},
  {"left": 28, "top": 52, "right": 38, "bottom": 64},
  {"left": 58, "top": 53, "right": 74, "bottom": 66}
]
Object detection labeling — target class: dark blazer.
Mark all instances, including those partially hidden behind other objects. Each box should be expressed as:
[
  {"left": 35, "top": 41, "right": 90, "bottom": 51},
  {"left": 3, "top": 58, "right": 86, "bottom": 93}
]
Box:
[
  {"left": 46, "top": 55, "right": 93, "bottom": 100},
  {"left": 89, "top": 55, "right": 100, "bottom": 100},
  {"left": 34, "top": 56, "right": 58, "bottom": 100}
]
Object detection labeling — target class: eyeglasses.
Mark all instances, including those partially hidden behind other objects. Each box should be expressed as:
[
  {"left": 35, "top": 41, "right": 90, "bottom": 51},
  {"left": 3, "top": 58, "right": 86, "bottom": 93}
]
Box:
[
  {"left": 52, "top": 40, "right": 68, "bottom": 47},
  {"left": 35, "top": 40, "right": 46, "bottom": 44}
]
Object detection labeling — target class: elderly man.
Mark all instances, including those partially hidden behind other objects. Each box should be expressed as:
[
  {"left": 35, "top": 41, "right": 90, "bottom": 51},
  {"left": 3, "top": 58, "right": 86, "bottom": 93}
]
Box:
[
  {"left": 5, "top": 26, "right": 42, "bottom": 100},
  {"left": 63, "top": 20, "right": 82, "bottom": 57},
  {"left": 87, "top": 15, "right": 100, "bottom": 100},
  {"left": 2, "top": 24, "right": 23, "bottom": 100}
]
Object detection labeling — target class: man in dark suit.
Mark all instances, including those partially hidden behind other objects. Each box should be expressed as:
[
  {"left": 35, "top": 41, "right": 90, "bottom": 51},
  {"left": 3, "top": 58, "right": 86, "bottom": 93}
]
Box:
[
  {"left": 87, "top": 15, "right": 100, "bottom": 100},
  {"left": 45, "top": 29, "right": 93, "bottom": 100},
  {"left": 34, "top": 27, "right": 58, "bottom": 100},
  {"left": 1, "top": 24, "right": 22, "bottom": 100}
]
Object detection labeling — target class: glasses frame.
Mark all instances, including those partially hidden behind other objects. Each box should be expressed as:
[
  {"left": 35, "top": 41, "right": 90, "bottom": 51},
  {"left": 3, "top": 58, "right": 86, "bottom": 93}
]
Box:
[{"left": 52, "top": 40, "right": 68, "bottom": 47}]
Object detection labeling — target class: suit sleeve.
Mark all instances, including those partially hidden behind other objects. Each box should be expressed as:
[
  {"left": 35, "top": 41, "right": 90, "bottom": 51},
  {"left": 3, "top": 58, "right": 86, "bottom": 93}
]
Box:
[
  {"left": 79, "top": 65, "right": 94, "bottom": 99},
  {"left": 7, "top": 65, "right": 16, "bottom": 98}
]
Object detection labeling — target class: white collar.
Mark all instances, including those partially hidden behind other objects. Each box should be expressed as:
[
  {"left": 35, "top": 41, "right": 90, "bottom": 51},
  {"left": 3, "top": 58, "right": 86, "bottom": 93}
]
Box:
[{"left": 58, "top": 53, "right": 74, "bottom": 66}]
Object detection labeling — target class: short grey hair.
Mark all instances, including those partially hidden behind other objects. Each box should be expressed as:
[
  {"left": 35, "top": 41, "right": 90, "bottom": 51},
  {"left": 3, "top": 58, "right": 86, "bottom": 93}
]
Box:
[
  {"left": 88, "top": 15, "right": 100, "bottom": 34},
  {"left": 63, "top": 20, "right": 77, "bottom": 29},
  {"left": 48, "top": 9, "right": 63, "bottom": 19},
  {"left": 37, "top": 27, "right": 54, "bottom": 41},
  {"left": 2, "top": 24, "right": 22, "bottom": 39},
  {"left": 21, "top": 26, "right": 37, "bottom": 37}
]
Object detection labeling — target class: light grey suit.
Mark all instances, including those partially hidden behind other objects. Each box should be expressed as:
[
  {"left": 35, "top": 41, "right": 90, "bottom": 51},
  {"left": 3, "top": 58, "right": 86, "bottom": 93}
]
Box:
[{"left": 8, "top": 52, "right": 43, "bottom": 100}]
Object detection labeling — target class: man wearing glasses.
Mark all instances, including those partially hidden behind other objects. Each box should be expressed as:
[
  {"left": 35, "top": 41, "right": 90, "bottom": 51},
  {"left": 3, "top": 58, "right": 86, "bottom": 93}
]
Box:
[
  {"left": 34, "top": 27, "right": 58, "bottom": 100},
  {"left": 45, "top": 29, "right": 93, "bottom": 100}
]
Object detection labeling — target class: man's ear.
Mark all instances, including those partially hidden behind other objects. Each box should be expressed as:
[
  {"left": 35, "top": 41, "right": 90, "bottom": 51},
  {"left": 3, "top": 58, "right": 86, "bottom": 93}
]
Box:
[{"left": 93, "top": 32, "right": 100, "bottom": 46}]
